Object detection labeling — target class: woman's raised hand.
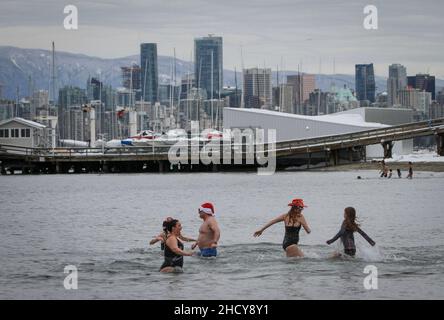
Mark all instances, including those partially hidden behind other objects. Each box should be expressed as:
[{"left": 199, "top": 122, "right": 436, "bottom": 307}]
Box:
[{"left": 253, "top": 230, "right": 263, "bottom": 237}]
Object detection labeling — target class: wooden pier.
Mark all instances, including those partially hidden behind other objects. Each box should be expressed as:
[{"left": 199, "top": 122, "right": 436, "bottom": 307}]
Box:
[{"left": 1, "top": 118, "right": 444, "bottom": 174}]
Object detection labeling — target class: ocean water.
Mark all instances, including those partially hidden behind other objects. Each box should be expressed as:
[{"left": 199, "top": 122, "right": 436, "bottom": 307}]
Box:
[{"left": 0, "top": 170, "right": 443, "bottom": 299}]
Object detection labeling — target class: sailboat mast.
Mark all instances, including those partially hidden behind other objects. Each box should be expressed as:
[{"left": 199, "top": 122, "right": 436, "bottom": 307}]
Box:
[
  {"left": 240, "top": 46, "right": 245, "bottom": 108},
  {"left": 128, "top": 65, "right": 132, "bottom": 113},
  {"left": 175, "top": 53, "right": 182, "bottom": 128},
  {"left": 170, "top": 59, "right": 173, "bottom": 128},
  {"left": 217, "top": 51, "right": 221, "bottom": 130},
  {"left": 255, "top": 66, "right": 260, "bottom": 109},
  {"left": 187, "top": 51, "right": 191, "bottom": 130},
  {"left": 51, "top": 41, "right": 56, "bottom": 113},
  {"left": 234, "top": 66, "right": 238, "bottom": 108},
  {"left": 211, "top": 49, "right": 214, "bottom": 128},
  {"left": 262, "top": 64, "right": 266, "bottom": 109},
  {"left": 198, "top": 58, "right": 202, "bottom": 127},
  {"left": 318, "top": 57, "right": 321, "bottom": 115},
  {"left": 172, "top": 48, "right": 180, "bottom": 128}
]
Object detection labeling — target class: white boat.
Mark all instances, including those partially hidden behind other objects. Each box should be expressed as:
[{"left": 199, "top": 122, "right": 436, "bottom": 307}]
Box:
[
  {"left": 124, "top": 130, "right": 162, "bottom": 146},
  {"left": 201, "top": 129, "right": 232, "bottom": 143},
  {"left": 156, "top": 129, "right": 189, "bottom": 144},
  {"left": 59, "top": 139, "right": 89, "bottom": 148},
  {"left": 105, "top": 139, "right": 125, "bottom": 148}
]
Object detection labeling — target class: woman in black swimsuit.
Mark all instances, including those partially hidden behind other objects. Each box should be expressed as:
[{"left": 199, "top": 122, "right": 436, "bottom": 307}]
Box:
[
  {"left": 326, "top": 207, "right": 375, "bottom": 257},
  {"left": 159, "top": 219, "right": 194, "bottom": 272},
  {"left": 254, "top": 198, "right": 311, "bottom": 257}
]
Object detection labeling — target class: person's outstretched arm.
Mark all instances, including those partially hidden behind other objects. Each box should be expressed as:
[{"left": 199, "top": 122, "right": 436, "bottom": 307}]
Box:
[
  {"left": 254, "top": 214, "right": 286, "bottom": 237},
  {"left": 178, "top": 234, "right": 197, "bottom": 242},
  {"left": 357, "top": 228, "right": 376, "bottom": 246},
  {"left": 326, "top": 226, "right": 345, "bottom": 245},
  {"left": 149, "top": 238, "right": 159, "bottom": 245},
  {"left": 149, "top": 233, "right": 164, "bottom": 245},
  {"left": 300, "top": 215, "right": 311, "bottom": 234},
  {"left": 166, "top": 237, "right": 193, "bottom": 256}
]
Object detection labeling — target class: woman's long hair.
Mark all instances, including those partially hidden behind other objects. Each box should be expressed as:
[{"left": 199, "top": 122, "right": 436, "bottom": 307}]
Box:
[
  {"left": 287, "top": 207, "right": 302, "bottom": 225},
  {"left": 344, "top": 207, "right": 359, "bottom": 231},
  {"left": 164, "top": 219, "right": 179, "bottom": 233},
  {"left": 162, "top": 217, "right": 174, "bottom": 236}
]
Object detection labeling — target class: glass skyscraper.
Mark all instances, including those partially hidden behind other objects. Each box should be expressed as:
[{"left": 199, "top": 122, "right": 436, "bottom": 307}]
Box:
[
  {"left": 355, "top": 64, "right": 376, "bottom": 103},
  {"left": 140, "top": 43, "right": 159, "bottom": 104},
  {"left": 407, "top": 74, "right": 436, "bottom": 100},
  {"left": 387, "top": 64, "right": 407, "bottom": 106},
  {"left": 194, "top": 35, "right": 223, "bottom": 100}
]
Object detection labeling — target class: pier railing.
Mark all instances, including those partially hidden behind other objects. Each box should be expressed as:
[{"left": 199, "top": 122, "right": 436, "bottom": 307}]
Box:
[{"left": 272, "top": 117, "right": 444, "bottom": 155}]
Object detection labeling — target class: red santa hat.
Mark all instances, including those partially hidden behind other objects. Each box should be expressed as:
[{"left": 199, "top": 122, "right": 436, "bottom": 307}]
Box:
[{"left": 199, "top": 202, "right": 215, "bottom": 216}]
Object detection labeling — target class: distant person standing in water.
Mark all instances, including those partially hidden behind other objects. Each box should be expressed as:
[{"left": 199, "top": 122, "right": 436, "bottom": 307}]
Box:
[
  {"left": 397, "top": 168, "right": 402, "bottom": 178},
  {"left": 254, "top": 198, "right": 311, "bottom": 258},
  {"left": 388, "top": 169, "right": 393, "bottom": 179},
  {"left": 159, "top": 219, "right": 194, "bottom": 272},
  {"left": 380, "top": 160, "right": 388, "bottom": 178},
  {"left": 192, "top": 203, "right": 220, "bottom": 257},
  {"left": 406, "top": 162, "right": 413, "bottom": 179},
  {"left": 326, "top": 207, "right": 375, "bottom": 257}
]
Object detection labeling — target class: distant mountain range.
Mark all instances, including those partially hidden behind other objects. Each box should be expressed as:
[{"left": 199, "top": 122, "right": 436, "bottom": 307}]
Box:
[{"left": 0, "top": 46, "right": 443, "bottom": 100}]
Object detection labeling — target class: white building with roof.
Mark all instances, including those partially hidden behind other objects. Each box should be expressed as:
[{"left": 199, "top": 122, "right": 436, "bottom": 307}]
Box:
[
  {"left": 223, "top": 107, "right": 413, "bottom": 158},
  {"left": 0, "top": 117, "right": 48, "bottom": 148}
]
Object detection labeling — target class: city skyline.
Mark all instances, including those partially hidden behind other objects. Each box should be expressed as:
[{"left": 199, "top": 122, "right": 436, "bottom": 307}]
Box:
[{"left": 0, "top": 0, "right": 443, "bottom": 78}]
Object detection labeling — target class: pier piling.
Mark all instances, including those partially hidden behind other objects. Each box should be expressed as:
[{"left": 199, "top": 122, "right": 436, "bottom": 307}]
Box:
[{"left": 436, "top": 133, "right": 444, "bottom": 156}]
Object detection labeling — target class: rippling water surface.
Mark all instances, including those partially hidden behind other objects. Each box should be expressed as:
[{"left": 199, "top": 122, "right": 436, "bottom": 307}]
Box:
[{"left": 1, "top": 171, "right": 443, "bottom": 299}]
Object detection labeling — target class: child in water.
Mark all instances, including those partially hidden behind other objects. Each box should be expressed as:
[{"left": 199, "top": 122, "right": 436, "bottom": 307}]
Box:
[{"left": 326, "top": 207, "right": 375, "bottom": 257}]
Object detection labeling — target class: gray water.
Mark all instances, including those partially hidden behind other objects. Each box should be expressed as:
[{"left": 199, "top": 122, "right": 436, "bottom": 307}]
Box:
[{"left": 0, "top": 171, "right": 443, "bottom": 300}]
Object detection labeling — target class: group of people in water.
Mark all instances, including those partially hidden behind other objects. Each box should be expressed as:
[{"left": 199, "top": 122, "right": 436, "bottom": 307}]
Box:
[
  {"left": 380, "top": 160, "right": 413, "bottom": 179},
  {"left": 150, "top": 199, "right": 376, "bottom": 272},
  {"left": 150, "top": 202, "right": 220, "bottom": 272}
]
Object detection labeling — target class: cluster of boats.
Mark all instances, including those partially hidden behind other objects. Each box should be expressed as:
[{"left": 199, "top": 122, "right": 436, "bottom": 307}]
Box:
[{"left": 60, "top": 129, "right": 231, "bottom": 148}]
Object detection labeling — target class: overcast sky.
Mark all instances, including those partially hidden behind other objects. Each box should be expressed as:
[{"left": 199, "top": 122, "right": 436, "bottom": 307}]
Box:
[{"left": 0, "top": 0, "right": 443, "bottom": 77}]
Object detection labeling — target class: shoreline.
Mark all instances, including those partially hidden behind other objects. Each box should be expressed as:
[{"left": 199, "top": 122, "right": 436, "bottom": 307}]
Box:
[
  {"left": 3, "top": 160, "right": 444, "bottom": 175},
  {"left": 312, "top": 161, "right": 444, "bottom": 172}
]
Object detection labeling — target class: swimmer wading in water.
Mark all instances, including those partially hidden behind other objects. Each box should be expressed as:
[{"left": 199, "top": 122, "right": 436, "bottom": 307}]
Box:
[
  {"left": 159, "top": 219, "right": 194, "bottom": 272},
  {"left": 254, "top": 198, "right": 311, "bottom": 257},
  {"left": 326, "top": 207, "right": 375, "bottom": 257}
]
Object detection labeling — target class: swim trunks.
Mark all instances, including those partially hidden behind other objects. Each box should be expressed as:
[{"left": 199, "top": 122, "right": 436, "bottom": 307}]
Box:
[{"left": 199, "top": 247, "right": 217, "bottom": 257}]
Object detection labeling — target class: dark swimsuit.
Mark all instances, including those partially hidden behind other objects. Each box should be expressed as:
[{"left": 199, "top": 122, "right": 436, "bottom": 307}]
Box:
[
  {"left": 327, "top": 223, "right": 375, "bottom": 256},
  {"left": 282, "top": 224, "right": 302, "bottom": 250},
  {"left": 160, "top": 238, "right": 184, "bottom": 270}
]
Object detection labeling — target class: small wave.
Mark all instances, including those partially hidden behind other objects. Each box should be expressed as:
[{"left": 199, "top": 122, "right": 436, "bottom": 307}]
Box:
[
  {"left": 383, "top": 254, "right": 412, "bottom": 262},
  {"left": 302, "top": 251, "right": 322, "bottom": 259},
  {"left": 108, "top": 260, "right": 148, "bottom": 269},
  {"left": 125, "top": 248, "right": 149, "bottom": 254},
  {"left": 229, "top": 273, "right": 277, "bottom": 280},
  {"left": 24, "top": 274, "right": 57, "bottom": 280}
]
